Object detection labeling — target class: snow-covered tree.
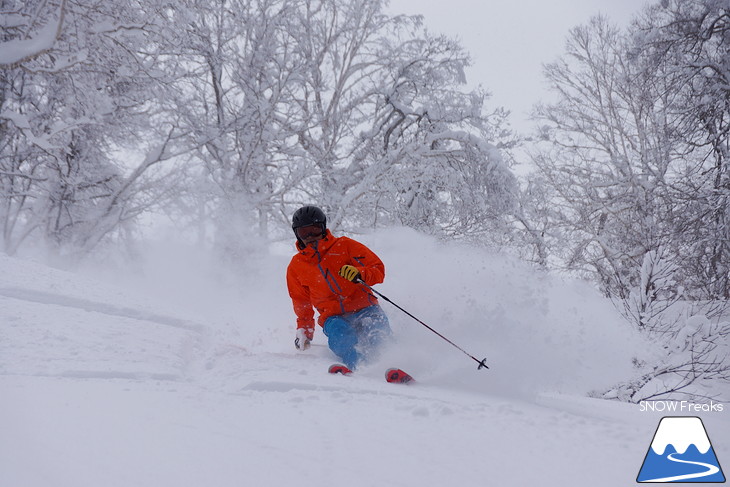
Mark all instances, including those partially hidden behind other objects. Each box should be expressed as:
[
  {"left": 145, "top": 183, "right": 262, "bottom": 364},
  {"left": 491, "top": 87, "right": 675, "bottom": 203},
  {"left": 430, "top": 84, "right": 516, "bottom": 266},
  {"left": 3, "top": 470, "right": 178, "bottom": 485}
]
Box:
[
  {"left": 154, "top": 0, "right": 308, "bottom": 256},
  {"left": 531, "top": 6, "right": 730, "bottom": 401},
  {"left": 284, "top": 0, "right": 517, "bottom": 239},
  {"left": 0, "top": 0, "right": 180, "bottom": 256},
  {"left": 633, "top": 0, "right": 730, "bottom": 300},
  {"left": 155, "top": 0, "right": 518, "bottom": 252},
  {"left": 532, "top": 15, "right": 680, "bottom": 302}
]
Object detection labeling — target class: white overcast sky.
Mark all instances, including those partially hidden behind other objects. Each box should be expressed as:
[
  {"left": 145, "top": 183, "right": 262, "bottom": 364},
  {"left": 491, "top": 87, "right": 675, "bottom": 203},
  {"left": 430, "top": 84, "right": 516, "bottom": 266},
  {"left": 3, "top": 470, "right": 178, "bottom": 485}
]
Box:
[{"left": 387, "top": 0, "right": 648, "bottom": 132}]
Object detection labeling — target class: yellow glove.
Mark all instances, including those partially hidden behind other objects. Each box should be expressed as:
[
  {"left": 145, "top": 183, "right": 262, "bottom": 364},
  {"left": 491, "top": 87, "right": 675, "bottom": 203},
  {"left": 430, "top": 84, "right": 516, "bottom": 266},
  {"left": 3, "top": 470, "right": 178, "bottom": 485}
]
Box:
[{"left": 338, "top": 264, "right": 361, "bottom": 282}]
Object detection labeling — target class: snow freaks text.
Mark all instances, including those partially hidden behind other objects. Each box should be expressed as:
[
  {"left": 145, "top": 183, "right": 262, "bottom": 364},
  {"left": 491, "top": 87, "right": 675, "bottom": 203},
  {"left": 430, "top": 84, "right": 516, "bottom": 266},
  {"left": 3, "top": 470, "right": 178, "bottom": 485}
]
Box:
[{"left": 639, "top": 401, "right": 724, "bottom": 413}]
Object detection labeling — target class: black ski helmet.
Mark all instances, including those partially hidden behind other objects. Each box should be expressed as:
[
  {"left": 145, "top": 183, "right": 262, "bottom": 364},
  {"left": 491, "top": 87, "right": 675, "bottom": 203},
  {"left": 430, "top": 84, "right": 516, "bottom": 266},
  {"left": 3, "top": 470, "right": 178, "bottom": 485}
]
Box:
[{"left": 292, "top": 205, "right": 327, "bottom": 241}]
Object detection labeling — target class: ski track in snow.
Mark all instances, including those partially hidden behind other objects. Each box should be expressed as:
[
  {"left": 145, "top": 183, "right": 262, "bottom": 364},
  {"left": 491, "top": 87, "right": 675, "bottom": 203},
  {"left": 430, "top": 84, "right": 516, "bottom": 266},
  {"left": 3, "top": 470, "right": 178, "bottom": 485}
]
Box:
[
  {"left": 0, "top": 285, "right": 205, "bottom": 382},
  {"left": 0, "top": 287, "right": 203, "bottom": 331}
]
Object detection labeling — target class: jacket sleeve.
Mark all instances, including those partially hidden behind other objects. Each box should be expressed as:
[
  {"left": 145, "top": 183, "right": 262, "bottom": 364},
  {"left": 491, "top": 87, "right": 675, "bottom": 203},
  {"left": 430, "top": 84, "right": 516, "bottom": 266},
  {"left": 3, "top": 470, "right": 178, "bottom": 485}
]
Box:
[
  {"left": 346, "top": 238, "right": 385, "bottom": 286},
  {"left": 286, "top": 263, "right": 315, "bottom": 330}
]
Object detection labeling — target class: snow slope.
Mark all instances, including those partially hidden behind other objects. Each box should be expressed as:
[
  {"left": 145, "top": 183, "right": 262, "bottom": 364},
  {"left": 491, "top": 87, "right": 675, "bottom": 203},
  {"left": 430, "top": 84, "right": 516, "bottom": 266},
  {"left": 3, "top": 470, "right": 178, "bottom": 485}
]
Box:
[{"left": 1, "top": 228, "right": 727, "bottom": 487}]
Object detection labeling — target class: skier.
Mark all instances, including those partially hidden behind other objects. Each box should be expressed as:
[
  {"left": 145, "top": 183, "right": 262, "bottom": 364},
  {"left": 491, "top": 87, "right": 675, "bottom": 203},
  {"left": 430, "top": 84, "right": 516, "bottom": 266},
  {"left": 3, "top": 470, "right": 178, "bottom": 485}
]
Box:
[{"left": 286, "top": 205, "right": 391, "bottom": 371}]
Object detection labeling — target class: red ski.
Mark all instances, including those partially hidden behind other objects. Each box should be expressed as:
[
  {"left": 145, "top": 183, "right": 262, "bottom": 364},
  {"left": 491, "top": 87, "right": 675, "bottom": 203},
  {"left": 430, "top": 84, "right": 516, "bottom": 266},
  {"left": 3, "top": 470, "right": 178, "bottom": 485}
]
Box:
[
  {"left": 385, "top": 368, "right": 415, "bottom": 384},
  {"left": 328, "top": 364, "right": 415, "bottom": 383},
  {"left": 328, "top": 364, "right": 353, "bottom": 375}
]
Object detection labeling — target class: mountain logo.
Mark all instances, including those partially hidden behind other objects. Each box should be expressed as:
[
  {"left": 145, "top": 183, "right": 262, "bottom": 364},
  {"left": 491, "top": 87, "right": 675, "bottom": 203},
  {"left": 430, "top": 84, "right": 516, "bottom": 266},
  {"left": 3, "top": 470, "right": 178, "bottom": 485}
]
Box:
[{"left": 637, "top": 416, "right": 726, "bottom": 483}]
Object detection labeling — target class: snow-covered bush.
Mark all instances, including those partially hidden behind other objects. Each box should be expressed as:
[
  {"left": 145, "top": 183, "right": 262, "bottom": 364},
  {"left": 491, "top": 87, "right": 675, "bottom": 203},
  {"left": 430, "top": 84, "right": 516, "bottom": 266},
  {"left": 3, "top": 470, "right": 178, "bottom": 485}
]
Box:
[{"left": 602, "top": 312, "right": 730, "bottom": 402}]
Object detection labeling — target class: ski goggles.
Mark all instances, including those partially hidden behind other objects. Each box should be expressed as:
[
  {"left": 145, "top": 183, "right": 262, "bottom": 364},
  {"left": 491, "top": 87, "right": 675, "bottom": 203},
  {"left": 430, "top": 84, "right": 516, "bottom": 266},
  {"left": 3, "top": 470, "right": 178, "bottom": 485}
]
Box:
[{"left": 295, "top": 224, "right": 324, "bottom": 240}]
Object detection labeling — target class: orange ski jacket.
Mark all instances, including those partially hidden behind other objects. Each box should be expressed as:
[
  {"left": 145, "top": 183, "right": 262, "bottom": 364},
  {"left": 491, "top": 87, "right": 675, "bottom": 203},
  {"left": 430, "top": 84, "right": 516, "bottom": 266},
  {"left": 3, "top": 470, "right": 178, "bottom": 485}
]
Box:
[{"left": 286, "top": 230, "right": 384, "bottom": 330}]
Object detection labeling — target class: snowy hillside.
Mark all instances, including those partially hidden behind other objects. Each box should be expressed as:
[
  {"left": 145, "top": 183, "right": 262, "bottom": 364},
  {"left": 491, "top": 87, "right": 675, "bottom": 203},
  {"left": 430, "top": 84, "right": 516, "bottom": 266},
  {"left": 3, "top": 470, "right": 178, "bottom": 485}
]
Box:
[{"left": 2, "top": 228, "right": 727, "bottom": 487}]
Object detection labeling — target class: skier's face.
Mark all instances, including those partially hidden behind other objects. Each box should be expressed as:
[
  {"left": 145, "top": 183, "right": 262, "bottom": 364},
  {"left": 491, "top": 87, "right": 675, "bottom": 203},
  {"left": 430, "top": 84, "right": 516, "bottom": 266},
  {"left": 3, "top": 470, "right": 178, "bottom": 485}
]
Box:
[{"left": 296, "top": 224, "right": 324, "bottom": 247}]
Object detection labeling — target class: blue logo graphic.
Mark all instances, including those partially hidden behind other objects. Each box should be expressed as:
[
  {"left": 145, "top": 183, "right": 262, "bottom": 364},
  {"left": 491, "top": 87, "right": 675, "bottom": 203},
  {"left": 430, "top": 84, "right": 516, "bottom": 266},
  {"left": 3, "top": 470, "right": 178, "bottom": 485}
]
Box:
[{"left": 637, "top": 416, "right": 726, "bottom": 483}]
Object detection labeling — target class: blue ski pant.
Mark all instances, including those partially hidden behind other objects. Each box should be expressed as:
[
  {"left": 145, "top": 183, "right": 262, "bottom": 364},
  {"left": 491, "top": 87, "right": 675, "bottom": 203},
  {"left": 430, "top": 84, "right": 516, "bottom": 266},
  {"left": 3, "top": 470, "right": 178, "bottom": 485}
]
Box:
[{"left": 323, "top": 305, "right": 391, "bottom": 370}]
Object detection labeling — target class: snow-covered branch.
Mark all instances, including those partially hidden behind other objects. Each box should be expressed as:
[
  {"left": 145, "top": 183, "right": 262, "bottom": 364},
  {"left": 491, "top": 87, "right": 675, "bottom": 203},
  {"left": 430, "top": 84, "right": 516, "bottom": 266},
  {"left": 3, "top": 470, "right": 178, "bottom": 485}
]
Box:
[{"left": 0, "top": 0, "right": 67, "bottom": 68}]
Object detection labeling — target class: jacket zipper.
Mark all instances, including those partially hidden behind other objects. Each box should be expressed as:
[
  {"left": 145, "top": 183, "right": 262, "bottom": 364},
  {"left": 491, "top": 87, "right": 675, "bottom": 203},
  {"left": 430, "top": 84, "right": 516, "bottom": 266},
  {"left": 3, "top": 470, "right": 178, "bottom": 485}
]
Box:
[{"left": 314, "top": 246, "right": 347, "bottom": 314}]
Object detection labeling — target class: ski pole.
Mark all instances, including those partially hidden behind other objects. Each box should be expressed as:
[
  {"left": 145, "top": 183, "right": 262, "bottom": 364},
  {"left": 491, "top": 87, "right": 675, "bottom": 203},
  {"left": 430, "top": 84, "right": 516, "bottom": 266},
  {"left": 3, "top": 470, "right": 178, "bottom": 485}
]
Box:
[{"left": 356, "top": 279, "right": 489, "bottom": 370}]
